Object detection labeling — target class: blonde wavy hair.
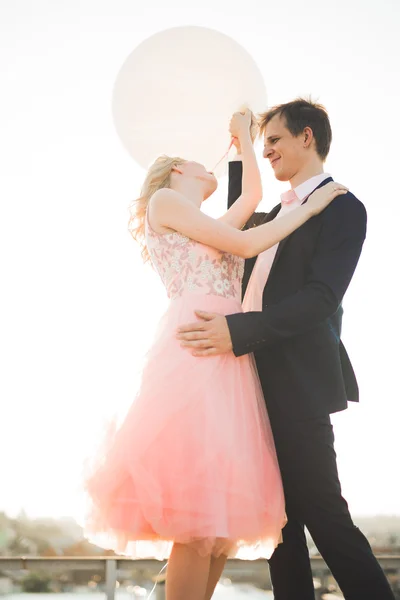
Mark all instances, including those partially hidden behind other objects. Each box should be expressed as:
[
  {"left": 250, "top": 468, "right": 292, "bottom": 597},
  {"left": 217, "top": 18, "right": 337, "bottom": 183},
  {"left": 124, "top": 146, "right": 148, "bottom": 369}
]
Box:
[{"left": 128, "top": 155, "right": 186, "bottom": 263}]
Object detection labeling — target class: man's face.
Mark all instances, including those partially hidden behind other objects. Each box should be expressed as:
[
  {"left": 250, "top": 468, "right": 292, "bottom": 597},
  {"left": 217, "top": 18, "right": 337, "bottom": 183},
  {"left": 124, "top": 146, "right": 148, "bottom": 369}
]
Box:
[{"left": 263, "top": 115, "right": 307, "bottom": 182}]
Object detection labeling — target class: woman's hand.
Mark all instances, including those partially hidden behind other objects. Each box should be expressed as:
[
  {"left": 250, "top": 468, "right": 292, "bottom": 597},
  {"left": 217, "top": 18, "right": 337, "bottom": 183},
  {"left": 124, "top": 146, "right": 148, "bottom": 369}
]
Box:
[
  {"left": 230, "top": 109, "right": 258, "bottom": 152},
  {"left": 307, "top": 182, "right": 348, "bottom": 216}
]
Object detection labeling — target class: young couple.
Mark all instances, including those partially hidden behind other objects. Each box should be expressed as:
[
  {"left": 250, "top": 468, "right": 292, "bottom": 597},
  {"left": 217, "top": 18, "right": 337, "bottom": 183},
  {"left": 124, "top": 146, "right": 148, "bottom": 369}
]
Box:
[{"left": 85, "top": 99, "right": 394, "bottom": 600}]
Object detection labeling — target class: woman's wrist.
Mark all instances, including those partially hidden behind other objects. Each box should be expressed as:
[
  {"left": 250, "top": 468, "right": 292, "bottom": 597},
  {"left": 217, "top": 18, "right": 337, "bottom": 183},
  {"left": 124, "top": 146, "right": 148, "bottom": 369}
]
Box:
[
  {"left": 303, "top": 203, "right": 316, "bottom": 218},
  {"left": 238, "top": 128, "right": 252, "bottom": 144}
]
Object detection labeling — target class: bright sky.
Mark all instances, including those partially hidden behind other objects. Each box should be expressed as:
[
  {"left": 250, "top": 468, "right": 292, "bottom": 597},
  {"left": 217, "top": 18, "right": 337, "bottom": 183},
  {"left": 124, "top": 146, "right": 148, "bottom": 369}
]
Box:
[{"left": 1, "top": 0, "right": 399, "bottom": 523}]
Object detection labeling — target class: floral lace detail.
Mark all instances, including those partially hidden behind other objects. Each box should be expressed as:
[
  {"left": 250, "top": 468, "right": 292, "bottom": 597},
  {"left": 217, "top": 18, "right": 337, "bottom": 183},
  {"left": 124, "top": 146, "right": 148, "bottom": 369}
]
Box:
[{"left": 145, "top": 221, "right": 244, "bottom": 301}]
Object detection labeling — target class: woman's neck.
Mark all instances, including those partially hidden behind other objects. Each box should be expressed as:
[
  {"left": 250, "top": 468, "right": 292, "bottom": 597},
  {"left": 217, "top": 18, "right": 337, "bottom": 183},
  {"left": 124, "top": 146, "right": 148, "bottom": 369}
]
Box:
[{"left": 170, "top": 179, "right": 205, "bottom": 208}]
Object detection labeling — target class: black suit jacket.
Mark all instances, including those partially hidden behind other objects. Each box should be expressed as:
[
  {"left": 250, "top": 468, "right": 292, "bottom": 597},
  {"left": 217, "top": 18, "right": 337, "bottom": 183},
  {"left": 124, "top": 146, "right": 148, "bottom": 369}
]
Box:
[{"left": 226, "top": 162, "right": 367, "bottom": 420}]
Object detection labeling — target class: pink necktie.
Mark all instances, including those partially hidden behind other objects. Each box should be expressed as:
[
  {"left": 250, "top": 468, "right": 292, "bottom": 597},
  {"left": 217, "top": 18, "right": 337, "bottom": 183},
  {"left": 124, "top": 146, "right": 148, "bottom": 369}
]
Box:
[{"left": 280, "top": 189, "right": 298, "bottom": 205}]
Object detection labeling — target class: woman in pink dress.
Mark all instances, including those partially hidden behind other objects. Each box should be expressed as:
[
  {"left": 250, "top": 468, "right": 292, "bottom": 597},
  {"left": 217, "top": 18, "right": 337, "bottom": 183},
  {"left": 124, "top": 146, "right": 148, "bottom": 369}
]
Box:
[{"left": 84, "top": 110, "right": 347, "bottom": 600}]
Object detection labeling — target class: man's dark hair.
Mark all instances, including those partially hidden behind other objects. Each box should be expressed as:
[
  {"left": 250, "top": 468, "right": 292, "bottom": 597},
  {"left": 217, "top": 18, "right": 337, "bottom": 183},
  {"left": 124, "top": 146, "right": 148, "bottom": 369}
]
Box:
[{"left": 258, "top": 98, "right": 332, "bottom": 161}]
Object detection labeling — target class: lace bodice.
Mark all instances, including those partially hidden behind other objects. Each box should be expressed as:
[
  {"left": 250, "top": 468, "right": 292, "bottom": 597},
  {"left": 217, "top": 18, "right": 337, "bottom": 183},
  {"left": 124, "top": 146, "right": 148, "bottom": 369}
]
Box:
[{"left": 145, "top": 218, "right": 244, "bottom": 301}]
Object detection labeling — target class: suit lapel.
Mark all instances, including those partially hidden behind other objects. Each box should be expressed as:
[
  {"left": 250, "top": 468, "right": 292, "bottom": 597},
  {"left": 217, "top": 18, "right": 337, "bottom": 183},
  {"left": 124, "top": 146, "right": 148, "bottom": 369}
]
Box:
[
  {"left": 242, "top": 177, "right": 334, "bottom": 300},
  {"left": 268, "top": 224, "right": 289, "bottom": 275},
  {"left": 265, "top": 203, "right": 282, "bottom": 222},
  {"left": 267, "top": 177, "right": 333, "bottom": 280}
]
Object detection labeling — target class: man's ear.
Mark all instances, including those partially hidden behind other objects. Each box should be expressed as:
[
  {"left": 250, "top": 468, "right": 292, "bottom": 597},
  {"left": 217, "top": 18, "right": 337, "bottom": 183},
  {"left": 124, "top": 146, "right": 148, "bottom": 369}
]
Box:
[{"left": 303, "top": 126, "right": 314, "bottom": 149}]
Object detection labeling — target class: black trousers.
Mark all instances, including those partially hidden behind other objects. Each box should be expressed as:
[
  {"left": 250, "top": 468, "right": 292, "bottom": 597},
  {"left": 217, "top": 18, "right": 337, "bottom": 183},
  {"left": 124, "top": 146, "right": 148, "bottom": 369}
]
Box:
[{"left": 267, "top": 414, "right": 395, "bottom": 600}]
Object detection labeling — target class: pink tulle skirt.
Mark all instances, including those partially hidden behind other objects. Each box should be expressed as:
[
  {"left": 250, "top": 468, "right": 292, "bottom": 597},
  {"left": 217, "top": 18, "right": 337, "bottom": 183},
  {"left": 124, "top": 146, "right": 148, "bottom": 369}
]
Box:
[{"left": 84, "top": 293, "right": 286, "bottom": 559}]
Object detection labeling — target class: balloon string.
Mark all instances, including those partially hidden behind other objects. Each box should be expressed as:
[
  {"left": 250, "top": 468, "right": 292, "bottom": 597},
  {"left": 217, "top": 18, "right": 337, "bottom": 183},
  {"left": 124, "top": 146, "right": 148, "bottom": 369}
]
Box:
[
  {"left": 210, "top": 137, "right": 236, "bottom": 173},
  {"left": 146, "top": 561, "right": 168, "bottom": 598}
]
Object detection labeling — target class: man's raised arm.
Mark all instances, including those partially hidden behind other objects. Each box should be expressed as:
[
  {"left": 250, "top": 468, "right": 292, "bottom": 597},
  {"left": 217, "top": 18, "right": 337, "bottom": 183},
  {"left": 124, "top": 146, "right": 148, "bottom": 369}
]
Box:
[
  {"left": 227, "top": 160, "right": 266, "bottom": 228},
  {"left": 228, "top": 159, "right": 243, "bottom": 208}
]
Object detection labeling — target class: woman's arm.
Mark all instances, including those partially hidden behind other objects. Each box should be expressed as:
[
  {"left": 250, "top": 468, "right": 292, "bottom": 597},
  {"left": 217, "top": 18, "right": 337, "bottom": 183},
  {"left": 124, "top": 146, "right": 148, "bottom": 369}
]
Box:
[
  {"left": 218, "top": 110, "right": 263, "bottom": 229},
  {"left": 149, "top": 182, "right": 347, "bottom": 259},
  {"left": 227, "top": 160, "right": 267, "bottom": 229}
]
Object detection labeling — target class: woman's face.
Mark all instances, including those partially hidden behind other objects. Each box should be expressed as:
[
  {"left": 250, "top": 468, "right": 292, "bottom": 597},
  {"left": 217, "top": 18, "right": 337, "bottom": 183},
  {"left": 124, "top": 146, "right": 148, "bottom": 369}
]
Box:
[{"left": 181, "top": 161, "right": 218, "bottom": 199}]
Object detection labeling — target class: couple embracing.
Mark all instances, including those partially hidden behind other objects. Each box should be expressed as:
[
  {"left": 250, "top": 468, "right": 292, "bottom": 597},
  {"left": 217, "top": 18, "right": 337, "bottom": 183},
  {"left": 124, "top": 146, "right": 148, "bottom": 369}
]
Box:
[{"left": 85, "top": 99, "right": 394, "bottom": 600}]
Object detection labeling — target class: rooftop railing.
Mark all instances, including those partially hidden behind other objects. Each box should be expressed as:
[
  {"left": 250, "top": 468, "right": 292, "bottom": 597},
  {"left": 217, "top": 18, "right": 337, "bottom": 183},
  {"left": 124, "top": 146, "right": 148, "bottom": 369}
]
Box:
[{"left": 1, "top": 555, "right": 399, "bottom": 599}]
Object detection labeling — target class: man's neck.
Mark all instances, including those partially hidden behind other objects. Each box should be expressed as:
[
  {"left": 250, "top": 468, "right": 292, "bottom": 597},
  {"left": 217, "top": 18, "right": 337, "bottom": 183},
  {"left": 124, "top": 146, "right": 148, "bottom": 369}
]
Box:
[{"left": 290, "top": 163, "right": 325, "bottom": 189}]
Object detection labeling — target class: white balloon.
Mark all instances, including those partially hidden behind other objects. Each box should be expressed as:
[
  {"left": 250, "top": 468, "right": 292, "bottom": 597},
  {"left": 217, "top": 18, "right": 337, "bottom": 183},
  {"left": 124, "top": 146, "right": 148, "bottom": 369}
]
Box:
[{"left": 112, "top": 26, "right": 267, "bottom": 174}]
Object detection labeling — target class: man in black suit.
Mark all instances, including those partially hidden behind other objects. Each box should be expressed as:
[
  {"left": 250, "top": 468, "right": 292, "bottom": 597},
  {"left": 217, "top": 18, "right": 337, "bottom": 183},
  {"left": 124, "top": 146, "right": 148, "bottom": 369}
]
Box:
[{"left": 177, "top": 99, "right": 394, "bottom": 599}]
